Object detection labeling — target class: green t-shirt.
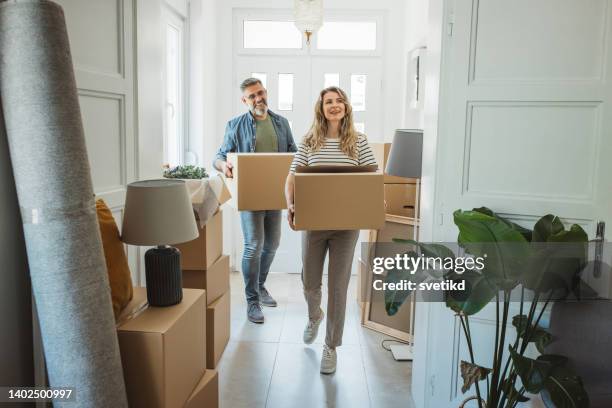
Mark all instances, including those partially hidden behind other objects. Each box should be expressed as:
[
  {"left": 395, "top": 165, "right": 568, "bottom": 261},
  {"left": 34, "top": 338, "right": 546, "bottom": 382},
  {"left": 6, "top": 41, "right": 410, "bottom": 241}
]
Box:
[{"left": 254, "top": 116, "right": 279, "bottom": 152}]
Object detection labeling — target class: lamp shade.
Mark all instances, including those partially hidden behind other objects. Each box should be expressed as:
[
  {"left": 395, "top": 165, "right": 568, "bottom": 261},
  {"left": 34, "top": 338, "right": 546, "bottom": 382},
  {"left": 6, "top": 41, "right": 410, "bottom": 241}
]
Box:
[
  {"left": 386, "top": 129, "right": 423, "bottom": 178},
  {"left": 121, "top": 179, "right": 198, "bottom": 246}
]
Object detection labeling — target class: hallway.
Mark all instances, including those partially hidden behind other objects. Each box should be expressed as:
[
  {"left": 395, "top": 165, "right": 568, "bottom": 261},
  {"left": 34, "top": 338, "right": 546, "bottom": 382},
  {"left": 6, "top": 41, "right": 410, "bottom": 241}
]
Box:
[{"left": 217, "top": 272, "right": 415, "bottom": 408}]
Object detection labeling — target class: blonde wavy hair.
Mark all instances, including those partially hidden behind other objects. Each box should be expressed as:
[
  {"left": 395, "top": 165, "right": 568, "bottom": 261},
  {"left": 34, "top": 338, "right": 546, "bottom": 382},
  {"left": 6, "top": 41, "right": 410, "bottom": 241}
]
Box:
[{"left": 303, "top": 87, "right": 359, "bottom": 159}]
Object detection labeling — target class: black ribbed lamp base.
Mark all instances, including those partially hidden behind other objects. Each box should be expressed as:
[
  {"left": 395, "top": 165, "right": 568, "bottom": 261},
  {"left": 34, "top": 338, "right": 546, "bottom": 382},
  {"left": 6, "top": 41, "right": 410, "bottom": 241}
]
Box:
[{"left": 144, "top": 246, "right": 183, "bottom": 307}]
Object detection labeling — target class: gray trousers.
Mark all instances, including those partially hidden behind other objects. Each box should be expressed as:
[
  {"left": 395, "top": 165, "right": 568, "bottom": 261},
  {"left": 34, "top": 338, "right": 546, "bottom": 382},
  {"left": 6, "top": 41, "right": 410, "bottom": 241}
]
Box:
[{"left": 301, "top": 229, "right": 360, "bottom": 348}]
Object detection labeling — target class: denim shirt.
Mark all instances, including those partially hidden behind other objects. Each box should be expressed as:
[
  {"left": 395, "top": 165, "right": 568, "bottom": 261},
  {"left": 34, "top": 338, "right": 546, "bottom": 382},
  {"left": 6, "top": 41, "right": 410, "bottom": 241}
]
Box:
[{"left": 214, "top": 110, "right": 297, "bottom": 165}]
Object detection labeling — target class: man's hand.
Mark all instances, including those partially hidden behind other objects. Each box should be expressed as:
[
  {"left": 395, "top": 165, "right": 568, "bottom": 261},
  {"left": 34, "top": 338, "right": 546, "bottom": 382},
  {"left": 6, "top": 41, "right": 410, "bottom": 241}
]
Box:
[
  {"left": 287, "top": 204, "right": 295, "bottom": 230},
  {"left": 222, "top": 161, "right": 233, "bottom": 178}
]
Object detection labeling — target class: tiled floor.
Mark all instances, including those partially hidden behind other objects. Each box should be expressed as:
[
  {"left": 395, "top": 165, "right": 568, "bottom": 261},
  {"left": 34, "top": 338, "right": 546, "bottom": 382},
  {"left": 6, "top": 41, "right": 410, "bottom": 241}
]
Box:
[{"left": 217, "top": 272, "right": 415, "bottom": 408}]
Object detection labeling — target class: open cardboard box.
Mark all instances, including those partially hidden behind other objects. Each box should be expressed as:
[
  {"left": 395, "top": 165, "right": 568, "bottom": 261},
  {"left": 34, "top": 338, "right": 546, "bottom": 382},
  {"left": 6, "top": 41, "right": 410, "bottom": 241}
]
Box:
[{"left": 225, "top": 153, "right": 294, "bottom": 210}]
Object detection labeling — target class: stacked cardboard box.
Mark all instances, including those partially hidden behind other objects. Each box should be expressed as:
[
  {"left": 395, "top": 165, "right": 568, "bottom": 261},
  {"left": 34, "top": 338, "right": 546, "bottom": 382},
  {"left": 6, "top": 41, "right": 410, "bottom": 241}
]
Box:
[
  {"left": 371, "top": 142, "right": 419, "bottom": 219},
  {"left": 117, "top": 287, "right": 218, "bottom": 408},
  {"left": 175, "top": 209, "right": 230, "bottom": 369}
]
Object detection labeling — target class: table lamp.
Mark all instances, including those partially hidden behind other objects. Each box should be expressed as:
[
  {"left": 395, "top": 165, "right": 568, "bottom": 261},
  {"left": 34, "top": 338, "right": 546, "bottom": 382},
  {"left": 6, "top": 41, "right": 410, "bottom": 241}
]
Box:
[
  {"left": 121, "top": 179, "right": 198, "bottom": 306},
  {"left": 385, "top": 129, "right": 423, "bottom": 361}
]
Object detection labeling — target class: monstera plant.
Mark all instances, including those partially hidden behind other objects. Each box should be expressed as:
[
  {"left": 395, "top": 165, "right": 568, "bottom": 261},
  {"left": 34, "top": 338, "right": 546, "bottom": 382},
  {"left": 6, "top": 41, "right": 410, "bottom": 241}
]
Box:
[{"left": 385, "top": 208, "right": 591, "bottom": 408}]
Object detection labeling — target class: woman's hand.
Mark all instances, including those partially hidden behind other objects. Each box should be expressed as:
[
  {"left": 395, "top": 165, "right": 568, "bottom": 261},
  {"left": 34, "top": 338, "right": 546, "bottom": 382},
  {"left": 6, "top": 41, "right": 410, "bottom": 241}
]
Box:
[
  {"left": 287, "top": 204, "right": 296, "bottom": 230},
  {"left": 285, "top": 174, "right": 296, "bottom": 230}
]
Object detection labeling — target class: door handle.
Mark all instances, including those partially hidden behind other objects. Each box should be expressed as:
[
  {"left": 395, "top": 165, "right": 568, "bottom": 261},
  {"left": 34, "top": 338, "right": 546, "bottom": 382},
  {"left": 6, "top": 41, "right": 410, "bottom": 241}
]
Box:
[{"left": 593, "top": 221, "right": 606, "bottom": 278}]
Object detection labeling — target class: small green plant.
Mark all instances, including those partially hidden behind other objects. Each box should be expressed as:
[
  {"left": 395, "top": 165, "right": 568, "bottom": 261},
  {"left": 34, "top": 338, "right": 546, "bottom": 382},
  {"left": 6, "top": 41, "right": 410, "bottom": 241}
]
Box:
[
  {"left": 163, "top": 165, "right": 208, "bottom": 179},
  {"left": 385, "top": 208, "right": 591, "bottom": 408}
]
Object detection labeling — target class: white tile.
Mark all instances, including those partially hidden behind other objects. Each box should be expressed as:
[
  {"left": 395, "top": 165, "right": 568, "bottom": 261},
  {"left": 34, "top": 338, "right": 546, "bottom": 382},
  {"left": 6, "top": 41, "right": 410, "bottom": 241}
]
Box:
[
  {"left": 231, "top": 301, "right": 287, "bottom": 343},
  {"left": 217, "top": 341, "right": 278, "bottom": 408},
  {"left": 265, "top": 343, "right": 370, "bottom": 408}
]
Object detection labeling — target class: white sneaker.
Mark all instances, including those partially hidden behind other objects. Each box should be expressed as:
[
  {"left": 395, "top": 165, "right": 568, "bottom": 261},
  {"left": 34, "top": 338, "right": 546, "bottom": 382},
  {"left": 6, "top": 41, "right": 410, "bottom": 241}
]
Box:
[
  {"left": 303, "top": 308, "right": 324, "bottom": 344},
  {"left": 320, "top": 345, "right": 337, "bottom": 374}
]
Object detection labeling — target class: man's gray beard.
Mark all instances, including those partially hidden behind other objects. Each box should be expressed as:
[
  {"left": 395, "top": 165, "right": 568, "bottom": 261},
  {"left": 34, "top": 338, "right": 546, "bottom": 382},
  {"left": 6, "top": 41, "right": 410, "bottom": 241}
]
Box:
[{"left": 252, "top": 105, "right": 268, "bottom": 116}]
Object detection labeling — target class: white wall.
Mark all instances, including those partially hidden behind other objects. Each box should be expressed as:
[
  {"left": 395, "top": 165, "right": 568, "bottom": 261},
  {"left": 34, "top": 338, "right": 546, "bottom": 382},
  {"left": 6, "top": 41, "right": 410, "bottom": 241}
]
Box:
[{"left": 402, "top": 0, "right": 429, "bottom": 130}]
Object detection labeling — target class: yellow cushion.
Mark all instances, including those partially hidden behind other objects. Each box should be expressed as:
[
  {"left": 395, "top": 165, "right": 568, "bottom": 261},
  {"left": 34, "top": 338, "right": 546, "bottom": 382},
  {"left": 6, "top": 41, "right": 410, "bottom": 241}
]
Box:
[{"left": 96, "top": 199, "right": 133, "bottom": 320}]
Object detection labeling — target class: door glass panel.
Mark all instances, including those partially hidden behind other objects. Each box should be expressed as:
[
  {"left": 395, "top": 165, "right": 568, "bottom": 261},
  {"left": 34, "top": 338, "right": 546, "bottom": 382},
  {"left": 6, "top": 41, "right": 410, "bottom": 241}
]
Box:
[
  {"left": 243, "top": 21, "right": 302, "bottom": 49},
  {"left": 324, "top": 73, "right": 340, "bottom": 88},
  {"left": 317, "top": 22, "right": 377, "bottom": 50},
  {"left": 351, "top": 74, "right": 366, "bottom": 112},
  {"left": 251, "top": 72, "right": 267, "bottom": 88},
  {"left": 355, "top": 122, "right": 365, "bottom": 133},
  {"left": 278, "top": 73, "right": 294, "bottom": 111}
]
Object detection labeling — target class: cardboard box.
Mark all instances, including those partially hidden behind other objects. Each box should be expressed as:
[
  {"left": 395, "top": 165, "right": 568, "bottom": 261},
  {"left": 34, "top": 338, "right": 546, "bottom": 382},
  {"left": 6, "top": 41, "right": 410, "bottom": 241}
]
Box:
[
  {"left": 115, "top": 285, "right": 148, "bottom": 327},
  {"left": 225, "top": 153, "right": 294, "bottom": 210},
  {"left": 384, "top": 183, "right": 418, "bottom": 218},
  {"left": 206, "top": 290, "right": 230, "bottom": 369},
  {"left": 184, "top": 369, "right": 219, "bottom": 408},
  {"left": 294, "top": 172, "right": 385, "bottom": 230},
  {"left": 175, "top": 210, "right": 223, "bottom": 270},
  {"left": 117, "top": 288, "right": 206, "bottom": 408},
  {"left": 183, "top": 255, "right": 230, "bottom": 305},
  {"left": 370, "top": 142, "right": 418, "bottom": 184},
  {"left": 183, "top": 175, "right": 231, "bottom": 227}
]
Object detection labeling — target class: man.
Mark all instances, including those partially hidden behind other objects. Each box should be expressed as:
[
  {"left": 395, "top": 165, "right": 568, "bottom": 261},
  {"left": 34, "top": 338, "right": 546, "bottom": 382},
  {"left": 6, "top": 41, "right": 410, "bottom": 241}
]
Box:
[{"left": 214, "top": 78, "right": 297, "bottom": 324}]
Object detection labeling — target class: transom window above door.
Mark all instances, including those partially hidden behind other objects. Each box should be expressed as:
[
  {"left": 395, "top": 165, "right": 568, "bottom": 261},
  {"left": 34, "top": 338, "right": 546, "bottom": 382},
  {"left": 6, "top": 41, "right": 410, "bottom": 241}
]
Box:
[{"left": 237, "top": 12, "right": 381, "bottom": 55}]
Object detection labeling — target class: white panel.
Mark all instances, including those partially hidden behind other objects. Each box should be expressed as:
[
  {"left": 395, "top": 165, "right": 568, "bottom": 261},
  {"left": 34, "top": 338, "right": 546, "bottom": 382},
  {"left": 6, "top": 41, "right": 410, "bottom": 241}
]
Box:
[
  {"left": 56, "top": 0, "right": 122, "bottom": 76},
  {"left": 316, "top": 21, "right": 377, "bottom": 50},
  {"left": 472, "top": 0, "right": 607, "bottom": 81},
  {"left": 243, "top": 21, "right": 302, "bottom": 49},
  {"left": 465, "top": 102, "right": 600, "bottom": 200},
  {"left": 79, "top": 92, "right": 124, "bottom": 192}
]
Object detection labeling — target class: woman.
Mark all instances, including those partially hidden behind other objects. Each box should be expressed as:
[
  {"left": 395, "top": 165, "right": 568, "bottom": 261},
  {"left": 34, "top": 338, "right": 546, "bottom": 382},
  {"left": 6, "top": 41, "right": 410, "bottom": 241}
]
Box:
[{"left": 285, "top": 87, "right": 377, "bottom": 374}]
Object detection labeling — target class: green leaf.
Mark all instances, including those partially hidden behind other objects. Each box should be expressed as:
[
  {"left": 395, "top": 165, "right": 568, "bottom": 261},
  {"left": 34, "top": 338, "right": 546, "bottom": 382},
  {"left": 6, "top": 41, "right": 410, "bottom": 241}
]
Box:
[
  {"left": 473, "top": 207, "right": 533, "bottom": 242},
  {"left": 510, "top": 348, "right": 587, "bottom": 405},
  {"left": 392, "top": 239, "right": 456, "bottom": 260},
  {"left": 522, "top": 226, "right": 587, "bottom": 294},
  {"left": 511, "top": 314, "right": 553, "bottom": 353},
  {"left": 454, "top": 210, "right": 532, "bottom": 289},
  {"left": 163, "top": 164, "right": 208, "bottom": 179},
  {"left": 542, "top": 363, "right": 590, "bottom": 408},
  {"left": 384, "top": 251, "right": 424, "bottom": 316},
  {"left": 501, "top": 378, "right": 530, "bottom": 403},
  {"left": 533, "top": 214, "right": 565, "bottom": 242},
  {"left": 460, "top": 361, "right": 491, "bottom": 394},
  {"left": 445, "top": 270, "right": 498, "bottom": 316},
  {"left": 510, "top": 347, "right": 553, "bottom": 393},
  {"left": 534, "top": 331, "right": 553, "bottom": 354}
]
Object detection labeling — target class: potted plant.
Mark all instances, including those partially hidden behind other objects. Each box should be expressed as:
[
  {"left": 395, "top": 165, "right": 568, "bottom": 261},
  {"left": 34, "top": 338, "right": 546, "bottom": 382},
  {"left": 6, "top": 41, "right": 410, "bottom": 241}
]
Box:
[
  {"left": 162, "top": 164, "right": 208, "bottom": 179},
  {"left": 385, "top": 207, "right": 591, "bottom": 408}
]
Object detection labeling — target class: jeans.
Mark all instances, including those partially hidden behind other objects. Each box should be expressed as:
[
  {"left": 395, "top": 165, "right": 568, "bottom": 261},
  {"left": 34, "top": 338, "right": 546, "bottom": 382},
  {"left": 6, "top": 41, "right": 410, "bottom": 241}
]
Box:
[{"left": 240, "top": 210, "right": 282, "bottom": 303}]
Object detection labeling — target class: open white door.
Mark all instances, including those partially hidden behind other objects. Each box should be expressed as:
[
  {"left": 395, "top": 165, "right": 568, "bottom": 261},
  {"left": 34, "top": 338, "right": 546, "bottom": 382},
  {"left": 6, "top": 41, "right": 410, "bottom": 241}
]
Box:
[{"left": 415, "top": 1, "right": 612, "bottom": 407}]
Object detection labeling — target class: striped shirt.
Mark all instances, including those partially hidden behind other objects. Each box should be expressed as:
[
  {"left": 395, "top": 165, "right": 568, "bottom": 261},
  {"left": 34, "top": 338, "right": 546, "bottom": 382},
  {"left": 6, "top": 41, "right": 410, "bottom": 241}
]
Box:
[{"left": 289, "top": 134, "right": 378, "bottom": 174}]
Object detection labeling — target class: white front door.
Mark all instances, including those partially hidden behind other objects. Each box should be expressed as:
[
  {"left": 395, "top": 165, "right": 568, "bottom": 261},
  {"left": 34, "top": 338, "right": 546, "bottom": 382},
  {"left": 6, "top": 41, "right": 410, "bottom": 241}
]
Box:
[
  {"left": 416, "top": 0, "right": 612, "bottom": 407},
  {"left": 232, "top": 55, "right": 383, "bottom": 274}
]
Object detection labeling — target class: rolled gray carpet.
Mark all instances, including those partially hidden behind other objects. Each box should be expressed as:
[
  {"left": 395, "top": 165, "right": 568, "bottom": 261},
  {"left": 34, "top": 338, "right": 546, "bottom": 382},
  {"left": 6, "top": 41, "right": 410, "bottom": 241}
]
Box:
[{"left": 0, "top": 1, "right": 128, "bottom": 407}]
